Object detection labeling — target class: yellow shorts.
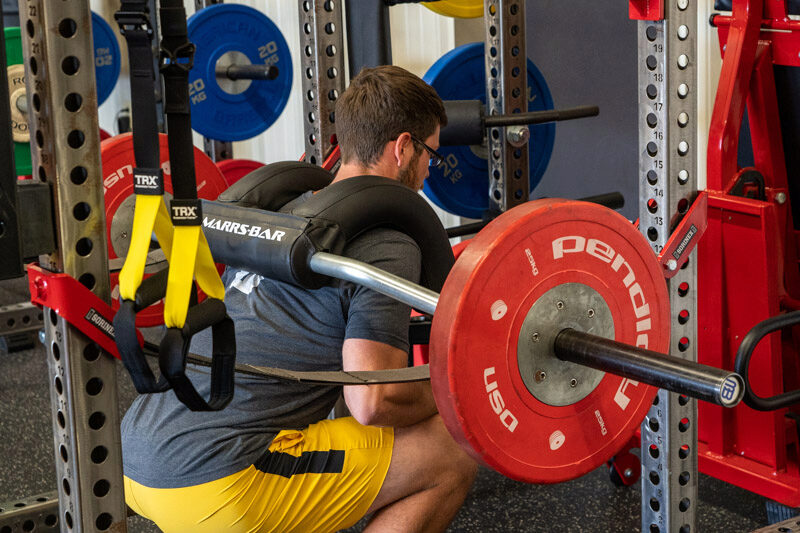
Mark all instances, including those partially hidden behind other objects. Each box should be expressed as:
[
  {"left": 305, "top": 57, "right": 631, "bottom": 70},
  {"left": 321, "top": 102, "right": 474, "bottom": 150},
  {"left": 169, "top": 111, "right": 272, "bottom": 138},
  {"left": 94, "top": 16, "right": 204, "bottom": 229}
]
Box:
[{"left": 124, "top": 417, "right": 394, "bottom": 533}]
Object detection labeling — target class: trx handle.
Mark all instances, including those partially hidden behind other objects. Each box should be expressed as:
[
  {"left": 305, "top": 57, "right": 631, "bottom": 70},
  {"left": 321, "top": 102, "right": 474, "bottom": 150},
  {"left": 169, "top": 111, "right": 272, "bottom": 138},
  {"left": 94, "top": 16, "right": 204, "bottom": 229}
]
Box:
[
  {"left": 734, "top": 310, "right": 800, "bottom": 411},
  {"left": 155, "top": 0, "right": 232, "bottom": 411},
  {"left": 160, "top": 298, "right": 236, "bottom": 411}
]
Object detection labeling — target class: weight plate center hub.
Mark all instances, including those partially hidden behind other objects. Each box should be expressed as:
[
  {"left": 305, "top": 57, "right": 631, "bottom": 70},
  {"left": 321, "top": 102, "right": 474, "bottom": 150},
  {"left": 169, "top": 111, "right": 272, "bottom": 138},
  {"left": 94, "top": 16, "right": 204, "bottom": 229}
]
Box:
[{"left": 518, "top": 283, "right": 612, "bottom": 407}]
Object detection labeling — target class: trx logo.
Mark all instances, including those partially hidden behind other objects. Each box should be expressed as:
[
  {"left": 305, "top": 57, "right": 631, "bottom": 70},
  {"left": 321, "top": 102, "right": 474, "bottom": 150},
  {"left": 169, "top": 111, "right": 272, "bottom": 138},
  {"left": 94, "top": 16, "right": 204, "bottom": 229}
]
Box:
[
  {"left": 202, "top": 217, "right": 286, "bottom": 242},
  {"left": 484, "top": 367, "right": 519, "bottom": 433},
  {"left": 173, "top": 206, "right": 198, "bottom": 218},
  {"left": 135, "top": 174, "right": 159, "bottom": 188},
  {"left": 552, "top": 235, "right": 652, "bottom": 349},
  {"left": 170, "top": 200, "right": 202, "bottom": 225},
  {"left": 85, "top": 309, "right": 114, "bottom": 339}
]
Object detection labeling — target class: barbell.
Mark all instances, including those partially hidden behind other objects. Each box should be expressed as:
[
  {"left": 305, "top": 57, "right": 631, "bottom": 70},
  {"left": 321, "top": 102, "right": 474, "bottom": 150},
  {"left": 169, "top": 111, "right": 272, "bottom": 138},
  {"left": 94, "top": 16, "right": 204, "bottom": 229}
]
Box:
[{"left": 240, "top": 197, "right": 743, "bottom": 483}]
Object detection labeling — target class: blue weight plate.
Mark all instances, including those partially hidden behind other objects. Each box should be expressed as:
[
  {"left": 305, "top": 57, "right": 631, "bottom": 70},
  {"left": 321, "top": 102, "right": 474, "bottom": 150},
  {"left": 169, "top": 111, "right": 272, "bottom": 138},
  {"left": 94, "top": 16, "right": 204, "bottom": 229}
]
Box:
[
  {"left": 187, "top": 4, "right": 292, "bottom": 142},
  {"left": 423, "top": 42, "right": 555, "bottom": 219},
  {"left": 91, "top": 12, "right": 121, "bottom": 106}
]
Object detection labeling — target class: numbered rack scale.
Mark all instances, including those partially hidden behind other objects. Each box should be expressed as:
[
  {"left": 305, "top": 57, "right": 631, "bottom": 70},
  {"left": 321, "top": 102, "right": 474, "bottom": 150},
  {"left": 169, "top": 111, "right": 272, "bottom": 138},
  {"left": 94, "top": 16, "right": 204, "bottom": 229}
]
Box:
[{"left": 634, "top": 0, "right": 700, "bottom": 531}]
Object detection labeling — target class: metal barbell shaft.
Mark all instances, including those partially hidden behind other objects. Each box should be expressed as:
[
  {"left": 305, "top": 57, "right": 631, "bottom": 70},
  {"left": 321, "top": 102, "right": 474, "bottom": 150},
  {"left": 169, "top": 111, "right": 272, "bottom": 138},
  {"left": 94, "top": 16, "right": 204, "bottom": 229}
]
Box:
[
  {"left": 554, "top": 328, "right": 744, "bottom": 407},
  {"left": 308, "top": 252, "right": 745, "bottom": 407},
  {"left": 215, "top": 64, "right": 279, "bottom": 81}
]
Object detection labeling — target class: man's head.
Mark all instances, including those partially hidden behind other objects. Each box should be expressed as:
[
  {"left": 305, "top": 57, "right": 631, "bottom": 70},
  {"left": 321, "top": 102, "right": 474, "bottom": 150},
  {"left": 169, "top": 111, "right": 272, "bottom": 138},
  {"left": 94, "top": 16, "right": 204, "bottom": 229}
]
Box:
[{"left": 335, "top": 65, "right": 447, "bottom": 190}]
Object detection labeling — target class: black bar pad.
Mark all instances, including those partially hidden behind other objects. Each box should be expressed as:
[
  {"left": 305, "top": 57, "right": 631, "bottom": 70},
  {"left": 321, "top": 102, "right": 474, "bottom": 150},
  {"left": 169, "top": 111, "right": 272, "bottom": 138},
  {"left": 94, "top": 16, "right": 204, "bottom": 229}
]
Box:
[
  {"left": 201, "top": 200, "right": 333, "bottom": 288},
  {"left": 292, "top": 175, "right": 454, "bottom": 292},
  {"left": 440, "top": 100, "right": 485, "bottom": 147},
  {"left": 217, "top": 161, "right": 333, "bottom": 210}
]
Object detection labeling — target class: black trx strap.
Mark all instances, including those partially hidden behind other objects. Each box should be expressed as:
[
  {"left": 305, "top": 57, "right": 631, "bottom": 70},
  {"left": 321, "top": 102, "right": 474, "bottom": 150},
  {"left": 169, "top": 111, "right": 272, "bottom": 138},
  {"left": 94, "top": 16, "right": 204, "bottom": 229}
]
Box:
[
  {"left": 114, "top": 1, "right": 173, "bottom": 394},
  {"left": 157, "top": 0, "right": 234, "bottom": 411}
]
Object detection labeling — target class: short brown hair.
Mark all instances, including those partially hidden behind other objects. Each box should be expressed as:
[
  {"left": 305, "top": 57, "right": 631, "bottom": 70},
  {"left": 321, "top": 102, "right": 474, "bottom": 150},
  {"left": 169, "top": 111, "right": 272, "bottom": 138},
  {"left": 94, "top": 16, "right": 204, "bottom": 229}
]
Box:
[{"left": 335, "top": 65, "right": 447, "bottom": 166}]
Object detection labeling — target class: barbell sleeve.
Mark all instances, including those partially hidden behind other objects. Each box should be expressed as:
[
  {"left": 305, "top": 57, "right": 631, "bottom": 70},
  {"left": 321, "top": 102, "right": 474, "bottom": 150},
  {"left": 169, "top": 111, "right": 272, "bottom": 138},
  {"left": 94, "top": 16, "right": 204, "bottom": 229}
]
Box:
[
  {"left": 215, "top": 64, "right": 279, "bottom": 81},
  {"left": 553, "top": 328, "right": 745, "bottom": 407}
]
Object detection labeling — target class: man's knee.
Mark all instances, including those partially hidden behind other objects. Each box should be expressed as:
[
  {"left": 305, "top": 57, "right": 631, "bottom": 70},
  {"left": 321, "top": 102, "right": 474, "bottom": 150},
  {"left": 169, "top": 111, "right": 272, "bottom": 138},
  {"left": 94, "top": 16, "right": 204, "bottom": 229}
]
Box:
[{"left": 416, "top": 415, "right": 478, "bottom": 489}]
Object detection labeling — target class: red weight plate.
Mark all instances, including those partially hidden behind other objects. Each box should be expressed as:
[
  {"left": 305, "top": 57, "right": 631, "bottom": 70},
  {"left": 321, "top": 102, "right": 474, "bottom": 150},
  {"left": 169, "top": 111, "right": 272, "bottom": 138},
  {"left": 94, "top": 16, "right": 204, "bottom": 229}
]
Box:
[
  {"left": 102, "top": 133, "right": 228, "bottom": 326},
  {"left": 99, "top": 128, "right": 111, "bottom": 141},
  {"left": 413, "top": 239, "right": 471, "bottom": 366},
  {"left": 430, "top": 199, "right": 670, "bottom": 483},
  {"left": 216, "top": 158, "right": 265, "bottom": 187}
]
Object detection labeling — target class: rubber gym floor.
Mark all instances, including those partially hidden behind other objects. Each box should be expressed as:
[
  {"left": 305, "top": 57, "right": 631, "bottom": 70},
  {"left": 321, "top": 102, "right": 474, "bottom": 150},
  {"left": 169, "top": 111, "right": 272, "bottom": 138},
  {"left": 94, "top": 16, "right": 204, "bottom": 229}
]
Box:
[{"left": 0, "top": 278, "right": 774, "bottom": 532}]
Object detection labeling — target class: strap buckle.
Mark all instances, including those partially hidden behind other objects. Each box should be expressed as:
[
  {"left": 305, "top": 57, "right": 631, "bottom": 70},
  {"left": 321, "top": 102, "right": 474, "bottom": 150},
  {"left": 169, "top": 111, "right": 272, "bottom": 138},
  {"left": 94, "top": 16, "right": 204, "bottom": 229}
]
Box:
[
  {"left": 159, "top": 42, "right": 196, "bottom": 74},
  {"left": 114, "top": 10, "right": 153, "bottom": 37}
]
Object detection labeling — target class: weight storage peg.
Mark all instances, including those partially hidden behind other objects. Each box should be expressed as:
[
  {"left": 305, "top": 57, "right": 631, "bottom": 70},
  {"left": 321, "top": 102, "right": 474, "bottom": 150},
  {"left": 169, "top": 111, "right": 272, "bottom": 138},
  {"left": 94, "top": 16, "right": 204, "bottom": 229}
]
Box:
[
  {"left": 187, "top": 4, "right": 292, "bottom": 142},
  {"left": 440, "top": 100, "right": 599, "bottom": 148}
]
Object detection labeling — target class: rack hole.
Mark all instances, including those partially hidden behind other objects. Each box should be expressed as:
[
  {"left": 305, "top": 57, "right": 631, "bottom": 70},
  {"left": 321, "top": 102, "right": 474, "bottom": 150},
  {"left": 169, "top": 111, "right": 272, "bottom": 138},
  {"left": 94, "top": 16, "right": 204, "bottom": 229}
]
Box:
[
  {"left": 86, "top": 377, "right": 103, "bottom": 396},
  {"left": 54, "top": 376, "right": 63, "bottom": 395},
  {"left": 327, "top": 67, "right": 338, "bottom": 79},
  {"left": 304, "top": 45, "right": 312, "bottom": 57},
  {"left": 646, "top": 113, "right": 658, "bottom": 128},
  {"left": 648, "top": 418, "right": 659, "bottom": 432},
  {"left": 677, "top": 197, "right": 689, "bottom": 213},
  {"left": 678, "top": 394, "right": 690, "bottom": 406},
  {"left": 59, "top": 18, "right": 77, "bottom": 38},
  {"left": 32, "top": 93, "right": 41, "bottom": 112},
  {"left": 678, "top": 337, "right": 690, "bottom": 352},
  {"left": 511, "top": 46, "right": 519, "bottom": 57},
  {"left": 26, "top": 19, "right": 34, "bottom": 38},
  {"left": 72, "top": 202, "right": 91, "bottom": 221},
  {"left": 76, "top": 237, "right": 93, "bottom": 256},
  {"left": 52, "top": 342, "right": 60, "bottom": 361},
  {"left": 325, "top": 22, "right": 335, "bottom": 34},
  {"left": 679, "top": 497, "right": 691, "bottom": 512},
  {"left": 647, "top": 227, "right": 658, "bottom": 242},
  {"left": 83, "top": 343, "right": 100, "bottom": 362},
  {"left": 489, "top": 25, "right": 497, "bottom": 36},
  {"left": 678, "top": 282, "right": 690, "bottom": 297},
  {"left": 57, "top": 410, "right": 65, "bottom": 429},
  {"left": 78, "top": 273, "right": 95, "bottom": 290},
  {"left": 650, "top": 525, "right": 660, "bottom": 533},
  {"left": 646, "top": 25, "right": 658, "bottom": 41},
  {"left": 679, "top": 471, "right": 690, "bottom": 485},
  {"left": 70, "top": 166, "right": 88, "bottom": 185},
  {"left": 678, "top": 416, "right": 690, "bottom": 431},
  {"left": 647, "top": 170, "right": 658, "bottom": 185},
  {"left": 679, "top": 444, "right": 690, "bottom": 459},
  {"left": 96, "top": 512, "right": 113, "bottom": 531},
  {"left": 305, "top": 67, "right": 313, "bottom": 79},
  {"left": 22, "top": 520, "right": 34, "bottom": 532},
  {"left": 50, "top": 308, "right": 58, "bottom": 326},
  {"left": 678, "top": 309, "right": 690, "bottom": 324},
  {"left": 64, "top": 93, "right": 82, "bottom": 112},
  {"left": 646, "top": 142, "right": 658, "bottom": 157},
  {"left": 326, "top": 45, "right": 337, "bottom": 57},
  {"left": 649, "top": 444, "right": 659, "bottom": 458},
  {"left": 29, "top": 57, "right": 38, "bottom": 76},
  {"left": 324, "top": 0, "right": 335, "bottom": 11},
  {"left": 647, "top": 199, "right": 658, "bottom": 213},
  {"left": 649, "top": 471, "right": 660, "bottom": 485},
  {"left": 509, "top": 3, "right": 519, "bottom": 15},
  {"left": 510, "top": 25, "right": 519, "bottom": 36},
  {"left": 35, "top": 130, "right": 44, "bottom": 148},
  {"left": 650, "top": 498, "right": 660, "bottom": 512},
  {"left": 45, "top": 515, "right": 57, "bottom": 527},
  {"left": 89, "top": 411, "right": 106, "bottom": 430},
  {"left": 646, "top": 84, "right": 657, "bottom": 99},
  {"left": 38, "top": 166, "right": 47, "bottom": 182},
  {"left": 59, "top": 444, "right": 68, "bottom": 462},
  {"left": 303, "top": 22, "right": 311, "bottom": 34},
  {"left": 62, "top": 478, "right": 71, "bottom": 496},
  {"left": 328, "top": 89, "right": 338, "bottom": 101},
  {"left": 93, "top": 479, "right": 110, "bottom": 498},
  {"left": 65, "top": 511, "right": 73, "bottom": 529},
  {"left": 646, "top": 55, "right": 657, "bottom": 70},
  {"left": 67, "top": 130, "right": 85, "bottom": 149},
  {"left": 91, "top": 445, "right": 108, "bottom": 464},
  {"left": 62, "top": 56, "right": 80, "bottom": 75}
]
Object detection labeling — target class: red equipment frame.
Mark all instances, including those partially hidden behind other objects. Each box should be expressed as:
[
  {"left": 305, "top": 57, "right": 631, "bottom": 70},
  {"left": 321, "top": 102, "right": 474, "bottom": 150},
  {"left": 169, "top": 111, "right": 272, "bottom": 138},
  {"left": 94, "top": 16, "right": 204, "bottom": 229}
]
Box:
[{"left": 698, "top": 0, "right": 800, "bottom": 506}]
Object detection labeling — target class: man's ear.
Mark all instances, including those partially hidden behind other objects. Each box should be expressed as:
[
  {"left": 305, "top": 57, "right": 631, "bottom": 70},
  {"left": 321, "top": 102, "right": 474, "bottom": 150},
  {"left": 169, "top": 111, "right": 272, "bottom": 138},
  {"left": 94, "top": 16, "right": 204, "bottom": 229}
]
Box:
[{"left": 393, "top": 132, "right": 413, "bottom": 167}]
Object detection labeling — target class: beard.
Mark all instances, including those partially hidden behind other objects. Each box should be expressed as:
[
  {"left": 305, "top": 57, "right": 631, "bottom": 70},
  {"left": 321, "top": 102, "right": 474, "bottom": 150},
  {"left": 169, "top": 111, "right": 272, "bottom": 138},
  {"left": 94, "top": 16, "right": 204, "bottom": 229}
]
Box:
[{"left": 397, "top": 152, "right": 423, "bottom": 191}]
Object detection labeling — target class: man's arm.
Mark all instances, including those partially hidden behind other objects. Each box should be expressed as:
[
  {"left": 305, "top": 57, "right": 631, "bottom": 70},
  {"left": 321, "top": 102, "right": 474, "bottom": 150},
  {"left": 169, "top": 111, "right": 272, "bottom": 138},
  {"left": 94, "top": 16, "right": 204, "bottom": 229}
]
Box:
[{"left": 342, "top": 338, "right": 437, "bottom": 428}]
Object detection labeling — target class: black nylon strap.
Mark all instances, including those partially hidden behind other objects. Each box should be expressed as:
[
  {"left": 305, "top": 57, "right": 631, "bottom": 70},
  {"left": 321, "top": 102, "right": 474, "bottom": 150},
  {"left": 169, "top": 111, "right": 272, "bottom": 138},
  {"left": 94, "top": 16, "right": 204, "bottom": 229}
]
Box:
[{"left": 158, "top": 0, "right": 198, "bottom": 203}]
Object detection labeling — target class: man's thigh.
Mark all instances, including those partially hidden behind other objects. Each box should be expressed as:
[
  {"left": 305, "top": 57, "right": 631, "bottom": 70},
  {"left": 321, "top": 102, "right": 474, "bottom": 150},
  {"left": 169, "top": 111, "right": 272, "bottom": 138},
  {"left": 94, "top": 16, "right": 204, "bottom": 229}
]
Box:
[{"left": 125, "top": 416, "right": 393, "bottom": 533}]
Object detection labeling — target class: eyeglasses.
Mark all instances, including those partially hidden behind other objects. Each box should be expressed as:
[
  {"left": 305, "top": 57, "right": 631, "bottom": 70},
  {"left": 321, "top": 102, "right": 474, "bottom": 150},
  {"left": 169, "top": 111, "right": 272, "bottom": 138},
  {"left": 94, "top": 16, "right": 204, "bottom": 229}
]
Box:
[{"left": 409, "top": 134, "right": 445, "bottom": 169}]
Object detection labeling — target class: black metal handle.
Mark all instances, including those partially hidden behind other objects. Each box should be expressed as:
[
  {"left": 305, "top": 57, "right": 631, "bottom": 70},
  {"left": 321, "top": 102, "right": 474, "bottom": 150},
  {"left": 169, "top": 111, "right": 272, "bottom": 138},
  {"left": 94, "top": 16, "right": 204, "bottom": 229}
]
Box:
[
  {"left": 734, "top": 310, "right": 800, "bottom": 411},
  {"left": 216, "top": 64, "right": 279, "bottom": 81},
  {"left": 555, "top": 328, "right": 745, "bottom": 407}
]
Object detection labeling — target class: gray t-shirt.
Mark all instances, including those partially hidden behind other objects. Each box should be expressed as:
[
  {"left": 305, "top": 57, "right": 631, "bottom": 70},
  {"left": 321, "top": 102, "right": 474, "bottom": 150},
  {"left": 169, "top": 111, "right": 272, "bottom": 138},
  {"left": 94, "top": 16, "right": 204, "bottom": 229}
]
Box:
[{"left": 121, "top": 220, "right": 421, "bottom": 488}]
